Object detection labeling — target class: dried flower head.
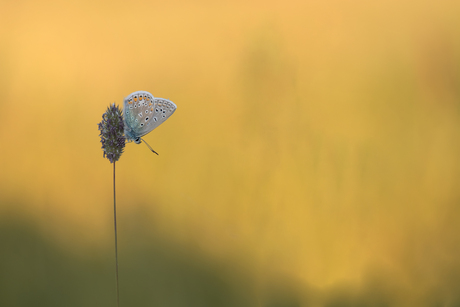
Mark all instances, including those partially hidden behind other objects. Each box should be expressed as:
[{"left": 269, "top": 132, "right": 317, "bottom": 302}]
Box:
[{"left": 98, "top": 103, "right": 126, "bottom": 163}]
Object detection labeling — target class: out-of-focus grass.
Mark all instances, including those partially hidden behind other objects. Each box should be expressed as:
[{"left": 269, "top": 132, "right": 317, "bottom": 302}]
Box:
[
  {"left": 1, "top": 0, "right": 460, "bottom": 305},
  {"left": 2, "top": 207, "right": 460, "bottom": 306},
  {"left": 0, "top": 209, "right": 254, "bottom": 307}
]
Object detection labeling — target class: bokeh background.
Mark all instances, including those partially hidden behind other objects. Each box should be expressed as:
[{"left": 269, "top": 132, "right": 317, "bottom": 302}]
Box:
[{"left": 1, "top": 0, "right": 460, "bottom": 306}]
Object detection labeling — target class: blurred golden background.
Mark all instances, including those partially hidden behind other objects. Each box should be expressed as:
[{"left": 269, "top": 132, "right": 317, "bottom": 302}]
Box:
[{"left": 1, "top": 0, "right": 460, "bottom": 306}]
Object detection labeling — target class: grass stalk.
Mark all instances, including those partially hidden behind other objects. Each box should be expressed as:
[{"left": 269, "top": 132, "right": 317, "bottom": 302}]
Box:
[{"left": 113, "top": 161, "right": 120, "bottom": 307}]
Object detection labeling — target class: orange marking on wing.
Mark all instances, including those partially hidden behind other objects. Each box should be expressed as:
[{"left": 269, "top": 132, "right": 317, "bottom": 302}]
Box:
[{"left": 134, "top": 97, "right": 138, "bottom": 102}]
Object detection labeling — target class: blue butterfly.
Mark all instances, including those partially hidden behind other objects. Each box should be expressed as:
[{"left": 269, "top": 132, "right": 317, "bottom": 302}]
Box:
[{"left": 123, "top": 91, "right": 177, "bottom": 155}]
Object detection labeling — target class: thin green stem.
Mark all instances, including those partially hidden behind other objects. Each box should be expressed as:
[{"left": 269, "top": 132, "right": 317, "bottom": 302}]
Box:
[{"left": 113, "top": 162, "right": 120, "bottom": 307}]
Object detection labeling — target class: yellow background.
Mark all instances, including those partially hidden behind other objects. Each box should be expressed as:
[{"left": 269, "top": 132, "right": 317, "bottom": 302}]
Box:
[{"left": 1, "top": 0, "right": 460, "bottom": 305}]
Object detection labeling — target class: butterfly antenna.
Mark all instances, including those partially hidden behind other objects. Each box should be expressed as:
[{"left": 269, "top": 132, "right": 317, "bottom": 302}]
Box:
[{"left": 140, "top": 138, "right": 159, "bottom": 155}]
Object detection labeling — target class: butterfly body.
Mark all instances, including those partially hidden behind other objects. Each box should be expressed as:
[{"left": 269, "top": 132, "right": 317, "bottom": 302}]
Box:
[{"left": 123, "top": 91, "right": 177, "bottom": 144}]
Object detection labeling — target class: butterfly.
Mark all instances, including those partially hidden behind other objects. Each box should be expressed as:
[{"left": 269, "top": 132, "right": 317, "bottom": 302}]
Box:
[{"left": 123, "top": 90, "right": 177, "bottom": 155}]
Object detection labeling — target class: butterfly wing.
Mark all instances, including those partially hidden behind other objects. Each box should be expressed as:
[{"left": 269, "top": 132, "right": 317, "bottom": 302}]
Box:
[
  {"left": 123, "top": 91, "right": 177, "bottom": 142},
  {"left": 141, "top": 98, "right": 177, "bottom": 134}
]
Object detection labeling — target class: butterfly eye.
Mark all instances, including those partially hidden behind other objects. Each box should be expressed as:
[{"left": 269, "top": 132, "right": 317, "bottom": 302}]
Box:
[
  {"left": 134, "top": 104, "right": 137, "bottom": 108},
  {"left": 145, "top": 117, "right": 149, "bottom": 121},
  {"left": 145, "top": 110, "right": 148, "bottom": 114},
  {"left": 138, "top": 113, "right": 143, "bottom": 117},
  {"left": 140, "top": 123, "right": 144, "bottom": 127},
  {"left": 153, "top": 117, "right": 157, "bottom": 122},
  {"left": 162, "top": 110, "right": 166, "bottom": 114},
  {"left": 162, "top": 114, "right": 166, "bottom": 118},
  {"left": 155, "top": 108, "right": 159, "bottom": 113}
]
